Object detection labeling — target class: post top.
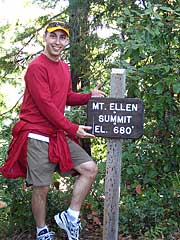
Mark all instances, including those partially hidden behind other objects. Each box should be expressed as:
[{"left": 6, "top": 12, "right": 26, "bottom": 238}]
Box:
[{"left": 111, "top": 68, "right": 126, "bottom": 74}]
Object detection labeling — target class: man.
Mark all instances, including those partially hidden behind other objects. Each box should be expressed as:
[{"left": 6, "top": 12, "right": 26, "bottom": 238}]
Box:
[{"left": 0, "top": 20, "right": 105, "bottom": 240}]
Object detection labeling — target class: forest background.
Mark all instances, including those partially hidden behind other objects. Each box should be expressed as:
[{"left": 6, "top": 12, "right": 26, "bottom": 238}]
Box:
[{"left": 0, "top": 0, "right": 179, "bottom": 239}]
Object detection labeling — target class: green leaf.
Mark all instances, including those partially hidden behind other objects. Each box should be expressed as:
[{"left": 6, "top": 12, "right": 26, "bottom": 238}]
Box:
[
  {"left": 124, "top": 8, "right": 131, "bottom": 15},
  {"left": 117, "top": 17, "right": 125, "bottom": 24},
  {"left": 159, "top": 6, "right": 173, "bottom": 12},
  {"left": 127, "top": 167, "right": 133, "bottom": 175},
  {"left": 155, "top": 82, "right": 164, "bottom": 94},
  {"left": 172, "top": 82, "right": 180, "bottom": 93}
]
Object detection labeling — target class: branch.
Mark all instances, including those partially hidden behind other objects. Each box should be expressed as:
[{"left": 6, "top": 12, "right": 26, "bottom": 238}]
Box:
[
  {"left": 14, "top": 35, "right": 35, "bottom": 61},
  {"left": 0, "top": 94, "right": 23, "bottom": 116}
]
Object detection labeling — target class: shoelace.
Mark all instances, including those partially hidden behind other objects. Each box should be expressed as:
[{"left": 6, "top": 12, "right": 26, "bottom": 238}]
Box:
[
  {"left": 49, "top": 231, "right": 55, "bottom": 239},
  {"left": 37, "top": 231, "right": 55, "bottom": 240},
  {"left": 69, "top": 220, "right": 82, "bottom": 238}
]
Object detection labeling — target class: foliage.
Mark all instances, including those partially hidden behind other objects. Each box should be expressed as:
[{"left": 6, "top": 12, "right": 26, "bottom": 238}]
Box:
[
  {"left": 0, "top": 0, "right": 180, "bottom": 239},
  {"left": 113, "top": 1, "right": 180, "bottom": 238}
]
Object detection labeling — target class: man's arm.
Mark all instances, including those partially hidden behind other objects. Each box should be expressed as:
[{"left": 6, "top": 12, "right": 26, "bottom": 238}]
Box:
[
  {"left": 66, "top": 82, "right": 105, "bottom": 106},
  {"left": 68, "top": 83, "right": 105, "bottom": 138}
]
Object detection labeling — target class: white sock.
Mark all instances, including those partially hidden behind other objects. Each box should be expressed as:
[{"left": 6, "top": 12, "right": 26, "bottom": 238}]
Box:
[
  {"left": 36, "top": 225, "right": 48, "bottom": 235},
  {"left": 67, "top": 208, "right": 80, "bottom": 222}
]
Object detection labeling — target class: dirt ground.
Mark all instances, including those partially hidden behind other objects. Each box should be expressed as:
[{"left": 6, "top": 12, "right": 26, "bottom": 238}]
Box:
[{"left": 5, "top": 229, "right": 180, "bottom": 240}]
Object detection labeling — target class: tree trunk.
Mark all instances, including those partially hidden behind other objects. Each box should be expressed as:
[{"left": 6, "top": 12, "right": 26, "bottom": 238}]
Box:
[
  {"left": 69, "top": 0, "right": 91, "bottom": 91},
  {"left": 69, "top": 0, "right": 91, "bottom": 154}
]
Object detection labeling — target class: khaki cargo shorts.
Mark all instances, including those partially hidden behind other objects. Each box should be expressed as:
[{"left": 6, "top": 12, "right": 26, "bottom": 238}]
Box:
[{"left": 26, "top": 137, "right": 93, "bottom": 186}]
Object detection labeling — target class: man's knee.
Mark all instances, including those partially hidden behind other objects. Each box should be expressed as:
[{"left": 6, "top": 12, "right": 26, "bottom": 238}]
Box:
[
  {"left": 33, "top": 186, "right": 49, "bottom": 197},
  {"left": 90, "top": 161, "right": 98, "bottom": 177},
  {"left": 78, "top": 161, "right": 98, "bottom": 179}
]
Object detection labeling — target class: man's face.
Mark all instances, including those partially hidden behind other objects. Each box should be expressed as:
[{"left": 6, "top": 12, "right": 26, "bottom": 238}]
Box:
[{"left": 43, "top": 30, "right": 69, "bottom": 61}]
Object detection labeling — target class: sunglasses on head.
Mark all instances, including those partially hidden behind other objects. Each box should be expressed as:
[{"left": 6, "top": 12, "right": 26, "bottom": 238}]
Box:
[{"left": 47, "top": 21, "right": 69, "bottom": 29}]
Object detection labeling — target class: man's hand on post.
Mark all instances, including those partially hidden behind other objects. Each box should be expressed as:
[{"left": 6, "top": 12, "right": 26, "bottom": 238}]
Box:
[
  {"left": 76, "top": 125, "right": 95, "bottom": 139},
  {"left": 91, "top": 83, "right": 105, "bottom": 98}
]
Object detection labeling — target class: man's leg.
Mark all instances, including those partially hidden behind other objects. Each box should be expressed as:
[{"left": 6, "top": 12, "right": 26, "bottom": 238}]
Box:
[
  {"left": 27, "top": 138, "right": 56, "bottom": 239},
  {"left": 32, "top": 186, "right": 49, "bottom": 227},
  {"left": 54, "top": 138, "right": 98, "bottom": 239},
  {"left": 70, "top": 161, "right": 98, "bottom": 211},
  {"left": 54, "top": 161, "right": 98, "bottom": 240}
]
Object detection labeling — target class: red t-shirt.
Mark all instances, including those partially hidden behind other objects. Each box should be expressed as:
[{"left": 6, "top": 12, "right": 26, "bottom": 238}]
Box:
[{"left": 20, "top": 53, "right": 91, "bottom": 134}]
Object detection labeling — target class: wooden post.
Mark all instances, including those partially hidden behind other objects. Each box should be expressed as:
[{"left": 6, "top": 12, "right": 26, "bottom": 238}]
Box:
[{"left": 103, "top": 68, "right": 126, "bottom": 240}]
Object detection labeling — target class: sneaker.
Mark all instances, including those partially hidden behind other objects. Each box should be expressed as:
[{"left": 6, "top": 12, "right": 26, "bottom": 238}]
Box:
[
  {"left": 37, "top": 229, "right": 55, "bottom": 240},
  {"left": 54, "top": 210, "right": 81, "bottom": 240}
]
